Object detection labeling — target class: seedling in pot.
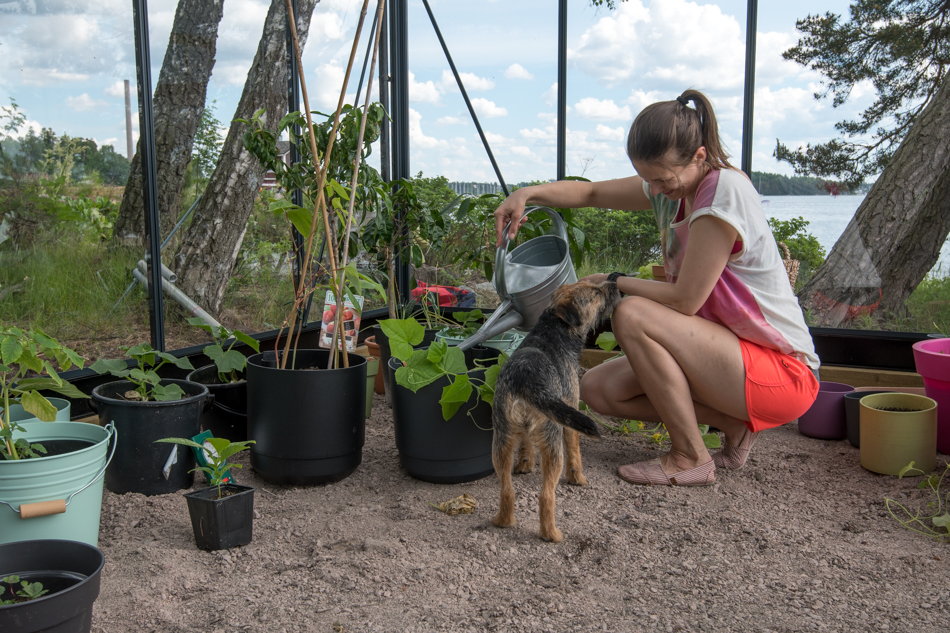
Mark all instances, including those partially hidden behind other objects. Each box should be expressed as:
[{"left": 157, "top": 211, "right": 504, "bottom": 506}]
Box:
[
  {"left": 0, "top": 575, "right": 48, "bottom": 604},
  {"left": 90, "top": 343, "right": 195, "bottom": 402},
  {"left": 187, "top": 318, "right": 261, "bottom": 384},
  {"left": 155, "top": 436, "right": 255, "bottom": 499},
  {"left": 0, "top": 326, "right": 89, "bottom": 460}
]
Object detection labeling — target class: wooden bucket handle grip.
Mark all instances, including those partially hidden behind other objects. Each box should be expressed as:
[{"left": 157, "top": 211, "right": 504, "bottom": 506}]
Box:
[{"left": 19, "top": 499, "right": 67, "bottom": 519}]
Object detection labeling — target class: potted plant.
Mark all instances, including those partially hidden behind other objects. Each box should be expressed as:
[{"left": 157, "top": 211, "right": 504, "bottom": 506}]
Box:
[
  {"left": 90, "top": 344, "right": 208, "bottom": 496},
  {"left": 0, "top": 539, "right": 105, "bottom": 633},
  {"left": 384, "top": 317, "right": 505, "bottom": 483},
  {"left": 237, "top": 15, "right": 388, "bottom": 484},
  {"left": 156, "top": 436, "right": 256, "bottom": 550},
  {"left": 185, "top": 318, "right": 261, "bottom": 441},
  {"left": 0, "top": 327, "right": 114, "bottom": 547},
  {"left": 912, "top": 337, "right": 950, "bottom": 455},
  {"left": 434, "top": 309, "right": 525, "bottom": 353}
]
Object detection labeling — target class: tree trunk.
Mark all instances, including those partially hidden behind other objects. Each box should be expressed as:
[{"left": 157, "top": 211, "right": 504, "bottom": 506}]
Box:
[
  {"left": 799, "top": 73, "right": 950, "bottom": 327},
  {"left": 113, "top": 0, "right": 225, "bottom": 246},
  {"left": 173, "top": 0, "right": 320, "bottom": 315}
]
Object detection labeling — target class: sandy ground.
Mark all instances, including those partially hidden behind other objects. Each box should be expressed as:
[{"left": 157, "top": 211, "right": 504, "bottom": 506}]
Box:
[{"left": 91, "top": 392, "right": 949, "bottom": 633}]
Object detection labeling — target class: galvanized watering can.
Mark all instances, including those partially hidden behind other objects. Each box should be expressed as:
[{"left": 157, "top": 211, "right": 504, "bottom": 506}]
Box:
[{"left": 458, "top": 206, "right": 577, "bottom": 351}]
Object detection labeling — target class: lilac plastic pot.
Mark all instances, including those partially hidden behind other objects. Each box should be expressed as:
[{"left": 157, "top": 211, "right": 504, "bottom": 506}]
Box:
[
  {"left": 912, "top": 338, "right": 950, "bottom": 454},
  {"left": 798, "top": 381, "right": 854, "bottom": 440}
]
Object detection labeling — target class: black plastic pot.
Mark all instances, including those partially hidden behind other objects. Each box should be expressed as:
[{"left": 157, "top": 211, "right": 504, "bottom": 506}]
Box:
[
  {"left": 372, "top": 324, "right": 439, "bottom": 404},
  {"left": 247, "top": 349, "right": 367, "bottom": 485},
  {"left": 0, "top": 539, "right": 105, "bottom": 633},
  {"left": 389, "top": 353, "right": 495, "bottom": 484},
  {"left": 91, "top": 379, "right": 210, "bottom": 496},
  {"left": 186, "top": 365, "right": 248, "bottom": 441},
  {"left": 183, "top": 484, "right": 255, "bottom": 551}
]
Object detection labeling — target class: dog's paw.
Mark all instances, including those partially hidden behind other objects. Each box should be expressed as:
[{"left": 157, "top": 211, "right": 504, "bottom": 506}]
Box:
[
  {"left": 566, "top": 470, "right": 588, "bottom": 486},
  {"left": 513, "top": 461, "right": 535, "bottom": 474},
  {"left": 539, "top": 527, "right": 563, "bottom": 543},
  {"left": 492, "top": 513, "right": 517, "bottom": 528}
]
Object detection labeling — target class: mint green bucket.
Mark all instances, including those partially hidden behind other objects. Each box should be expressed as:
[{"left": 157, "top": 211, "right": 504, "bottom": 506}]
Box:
[
  {"left": 436, "top": 330, "right": 524, "bottom": 354},
  {"left": 0, "top": 397, "right": 71, "bottom": 423},
  {"left": 0, "top": 421, "right": 116, "bottom": 546}
]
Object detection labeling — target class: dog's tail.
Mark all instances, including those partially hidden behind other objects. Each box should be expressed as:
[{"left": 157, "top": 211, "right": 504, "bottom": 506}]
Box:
[{"left": 528, "top": 395, "right": 602, "bottom": 439}]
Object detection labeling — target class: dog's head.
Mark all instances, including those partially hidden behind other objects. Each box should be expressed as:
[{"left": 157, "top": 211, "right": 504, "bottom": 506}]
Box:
[{"left": 550, "top": 280, "right": 623, "bottom": 333}]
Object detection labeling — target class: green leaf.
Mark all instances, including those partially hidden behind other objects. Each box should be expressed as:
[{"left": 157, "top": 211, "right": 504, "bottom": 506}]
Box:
[
  {"left": 440, "top": 374, "right": 473, "bottom": 420},
  {"left": 1, "top": 337, "right": 23, "bottom": 365},
  {"left": 287, "top": 207, "right": 314, "bottom": 237},
  {"left": 231, "top": 330, "right": 260, "bottom": 353},
  {"left": 932, "top": 513, "right": 950, "bottom": 529},
  {"left": 441, "top": 346, "right": 469, "bottom": 376},
  {"left": 155, "top": 437, "right": 205, "bottom": 450},
  {"left": 152, "top": 384, "right": 185, "bottom": 401},
  {"left": 426, "top": 340, "right": 447, "bottom": 365},
  {"left": 155, "top": 352, "right": 195, "bottom": 371},
  {"left": 90, "top": 358, "right": 129, "bottom": 376},
  {"left": 20, "top": 391, "right": 57, "bottom": 422},
  {"left": 394, "top": 351, "right": 445, "bottom": 392},
  {"left": 898, "top": 462, "right": 919, "bottom": 479},
  {"left": 32, "top": 331, "right": 58, "bottom": 351},
  {"left": 596, "top": 332, "right": 618, "bottom": 352},
  {"left": 702, "top": 433, "right": 722, "bottom": 450},
  {"left": 380, "top": 319, "right": 425, "bottom": 362},
  {"left": 478, "top": 363, "right": 503, "bottom": 407},
  {"left": 214, "top": 349, "right": 247, "bottom": 374}
]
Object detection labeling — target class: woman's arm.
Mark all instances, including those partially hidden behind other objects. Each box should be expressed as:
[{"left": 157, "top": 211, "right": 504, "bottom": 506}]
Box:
[
  {"left": 494, "top": 176, "right": 651, "bottom": 245},
  {"left": 591, "top": 215, "right": 737, "bottom": 316}
]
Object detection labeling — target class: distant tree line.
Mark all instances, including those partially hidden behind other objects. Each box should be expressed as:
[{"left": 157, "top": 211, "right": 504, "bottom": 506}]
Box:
[
  {"left": 1, "top": 126, "right": 130, "bottom": 186},
  {"left": 749, "top": 171, "right": 861, "bottom": 196}
]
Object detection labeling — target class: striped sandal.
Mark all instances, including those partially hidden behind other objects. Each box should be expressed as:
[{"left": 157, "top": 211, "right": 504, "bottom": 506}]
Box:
[{"left": 712, "top": 428, "right": 760, "bottom": 470}]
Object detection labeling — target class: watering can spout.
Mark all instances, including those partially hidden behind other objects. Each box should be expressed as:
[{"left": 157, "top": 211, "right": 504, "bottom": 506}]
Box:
[{"left": 458, "top": 302, "right": 524, "bottom": 351}]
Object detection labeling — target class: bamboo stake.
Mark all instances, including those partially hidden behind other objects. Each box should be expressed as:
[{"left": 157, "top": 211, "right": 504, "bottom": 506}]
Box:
[
  {"left": 282, "top": 0, "right": 370, "bottom": 369},
  {"left": 330, "top": 0, "right": 387, "bottom": 367}
]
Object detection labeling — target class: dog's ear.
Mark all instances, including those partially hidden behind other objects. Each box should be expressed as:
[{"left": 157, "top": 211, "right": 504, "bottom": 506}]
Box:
[{"left": 554, "top": 293, "right": 583, "bottom": 328}]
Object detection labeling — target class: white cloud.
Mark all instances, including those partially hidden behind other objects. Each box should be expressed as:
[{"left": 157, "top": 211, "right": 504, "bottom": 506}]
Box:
[
  {"left": 65, "top": 93, "right": 108, "bottom": 112},
  {"left": 309, "top": 62, "right": 354, "bottom": 110},
  {"left": 471, "top": 98, "right": 507, "bottom": 118},
  {"left": 542, "top": 83, "right": 558, "bottom": 107},
  {"left": 409, "top": 108, "right": 450, "bottom": 150},
  {"left": 504, "top": 63, "right": 533, "bottom": 81},
  {"left": 20, "top": 69, "right": 90, "bottom": 86},
  {"left": 574, "top": 97, "right": 631, "bottom": 122},
  {"left": 436, "top": 116, "right": 466, "bottom": 126},
  {"left": 409, "top": 71, "right": 440, "bottom": 104},
  {"left": 594, "top": 124, "right": 625, "bottom": 142},
  {"left": 104, "top": 81, "right": 126, "bottom": 98},
  {"left": 510, "top": 146, "right": 532, "bottom": 157},
  {"left": 438, "top": 69, "right": 494, "bottom": 93},
  {"left": 571, "top": 0, "right": 744, "bottom": 90}
]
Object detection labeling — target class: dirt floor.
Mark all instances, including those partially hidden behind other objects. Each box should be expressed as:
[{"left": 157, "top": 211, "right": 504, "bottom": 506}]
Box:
[{"left": 91, "top": 391, "right": 950, "bottom": 633}]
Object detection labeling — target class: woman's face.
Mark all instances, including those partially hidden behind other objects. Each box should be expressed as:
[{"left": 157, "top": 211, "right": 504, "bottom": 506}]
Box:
[{"left": 632, "top": 147, "right": 707, "bottom": 201}]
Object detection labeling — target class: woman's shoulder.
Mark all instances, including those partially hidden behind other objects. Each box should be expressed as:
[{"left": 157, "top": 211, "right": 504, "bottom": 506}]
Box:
[{"left": 695, "top": 168, "right": 760, "bottom": 209}]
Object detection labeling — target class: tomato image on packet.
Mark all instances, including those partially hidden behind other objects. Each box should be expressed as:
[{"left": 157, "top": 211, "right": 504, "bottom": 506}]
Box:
[{"left": 318, "top": 290, "right": 364, "bottom": 352}]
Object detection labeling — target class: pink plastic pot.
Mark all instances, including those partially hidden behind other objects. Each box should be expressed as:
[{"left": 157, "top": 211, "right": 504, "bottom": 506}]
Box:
[
  {"left": 798, "top": 381, "right": 854, "bottom": 440},
  {"left": 912, "top": 338, "right": 950, "bottom": 454}
]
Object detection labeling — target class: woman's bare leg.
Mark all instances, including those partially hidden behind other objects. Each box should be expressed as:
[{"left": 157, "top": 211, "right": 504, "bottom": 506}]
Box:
[{"left": 580, "top": 295, "right": 751, "bottom": 475}]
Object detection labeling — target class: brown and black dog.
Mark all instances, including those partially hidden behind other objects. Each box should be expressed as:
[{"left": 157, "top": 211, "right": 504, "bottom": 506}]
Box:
[{"left": 491, "top": 280, "right": 622, "bottom": 542}]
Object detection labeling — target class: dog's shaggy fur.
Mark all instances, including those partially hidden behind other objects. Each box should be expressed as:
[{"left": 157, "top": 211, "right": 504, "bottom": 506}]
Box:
[{"left": 491, "top": 280, "right": 623, "bottom": 542}]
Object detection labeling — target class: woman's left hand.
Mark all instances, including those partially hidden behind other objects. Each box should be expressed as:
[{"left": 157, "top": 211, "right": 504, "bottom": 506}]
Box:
[{"left": 580, "top": 273, "right": 608, "bottom": 284}]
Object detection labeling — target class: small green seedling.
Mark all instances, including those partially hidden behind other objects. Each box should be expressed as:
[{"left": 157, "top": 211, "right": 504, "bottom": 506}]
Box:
[
  {"left": 0, "top": 575, "right": 49, "bottom": 605},
  {"left": 90, "top": 343, "right": 195, "bottom": 401},
  {"left": 885, "top": 460, "right": 950, "bottom": 541},
  {"left": 439, "top": 309, "right": 485, "bottom": 339},
  {"left": 155, "top": 436, "right": 255, "bottom": 499},
  {"left": 580, "top": 402, "right": 721, "bottom": 450},
  {"left": 187, "top": 318, "right": 260, "bottom": 384}
]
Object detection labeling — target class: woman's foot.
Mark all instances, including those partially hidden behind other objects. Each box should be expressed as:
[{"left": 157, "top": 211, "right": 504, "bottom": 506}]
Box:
[
  {"left": 711, "top": 427, "right": 759, "bottom": 470},
  {"left": 617, "top": 457, "right": 716, "bottom": 486}
]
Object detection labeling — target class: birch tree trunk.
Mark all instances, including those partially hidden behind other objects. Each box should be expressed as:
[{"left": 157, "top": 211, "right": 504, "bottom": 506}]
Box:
[
  {"left": 799, "top": 73, "right": 950, "bottom": 326},
  {"left": 113, "top": 0, "right": 225, "bottom": 245},
  {"left": 173, "top": 0, "right": 319, "bottom": 314}
]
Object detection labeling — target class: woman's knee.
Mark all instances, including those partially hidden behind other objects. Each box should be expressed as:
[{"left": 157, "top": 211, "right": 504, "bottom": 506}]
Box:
[
  {"left": 579, "top": 370, "right": 607, "bottom": 410},
  {"left": 612, "top": 296, "right": 658, "bottom": 336}
]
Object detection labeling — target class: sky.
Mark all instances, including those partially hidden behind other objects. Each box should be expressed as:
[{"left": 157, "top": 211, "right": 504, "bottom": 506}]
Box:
[{"left": 0, "top": 0, "right": 872, "bottom": 185}]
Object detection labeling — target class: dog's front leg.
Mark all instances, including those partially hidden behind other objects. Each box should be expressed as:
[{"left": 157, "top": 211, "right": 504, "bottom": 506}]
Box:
[{"left": 563, "top": 428, "right": 587, "bottom": 486}]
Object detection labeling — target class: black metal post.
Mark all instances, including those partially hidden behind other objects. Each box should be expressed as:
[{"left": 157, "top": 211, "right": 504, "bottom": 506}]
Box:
[
  {"left": 556, "top": 0, "right": 567, "bottom": 181},
  {"left": 390, "top": 0, "right": 411, "bottom": 303},
  {"left": 741, "top": 0, "right": 758, "bottom": 178},
  {"left": 421, "top": 0, "right": 508, "bottom": 197},
  {"left": 379, "top": 2, "right": 391, "bottom": 183},
  {"left": 132, "top": 0, "right": 165, "bottom": 351}
]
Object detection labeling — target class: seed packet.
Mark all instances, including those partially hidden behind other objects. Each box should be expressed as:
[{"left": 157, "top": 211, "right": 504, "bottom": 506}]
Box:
[{"left": 318, "top": 290, "right": 363, "bottom": 352}]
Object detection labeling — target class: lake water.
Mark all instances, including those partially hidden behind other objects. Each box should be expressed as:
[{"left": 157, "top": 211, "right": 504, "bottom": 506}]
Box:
[{"left": 763, "top": 195, "right": 950, "bottom": 276}]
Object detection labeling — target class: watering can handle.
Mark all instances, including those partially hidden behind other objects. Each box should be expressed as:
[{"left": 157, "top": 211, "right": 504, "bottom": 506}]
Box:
[{"left": 495, "top": 206, "right": 570, "bottom": 300}]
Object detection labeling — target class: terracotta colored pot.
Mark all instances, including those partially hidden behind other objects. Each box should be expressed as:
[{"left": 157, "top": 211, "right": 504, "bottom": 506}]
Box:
[{"left": 365, "top": 336, "right": 384, "bottom": 394}]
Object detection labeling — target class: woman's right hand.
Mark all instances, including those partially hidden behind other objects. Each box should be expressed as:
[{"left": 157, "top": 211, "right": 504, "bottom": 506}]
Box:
[{"left": 494, "top": 193, "right": 529, "bottom": 247}]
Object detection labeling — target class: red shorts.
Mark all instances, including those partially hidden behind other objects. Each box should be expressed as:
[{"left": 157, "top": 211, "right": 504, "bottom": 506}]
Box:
[{"left": 740, "top": 339, "right": 819, "bottom": 432}]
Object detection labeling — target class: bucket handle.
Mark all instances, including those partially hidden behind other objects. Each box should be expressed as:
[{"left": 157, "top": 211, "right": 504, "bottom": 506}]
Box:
[
  {"left": 495, "top": 206, "right": 570, "bottom": 300},
  {"left": 0, "top": 422, "right": 118, "bottom": 519}
]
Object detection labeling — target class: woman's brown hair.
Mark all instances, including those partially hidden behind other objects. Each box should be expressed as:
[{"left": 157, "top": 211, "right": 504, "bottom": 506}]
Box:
[{"left": 626, "top": 89, "right": 734, "bottom": 171}]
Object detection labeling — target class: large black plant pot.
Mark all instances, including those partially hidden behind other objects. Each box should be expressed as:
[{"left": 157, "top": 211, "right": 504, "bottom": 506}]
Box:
[
  {"left": 91, "top": 379, "right": 210, "bottom": 496},
  {"left": 0, "top": 539, "right": 105, "bottom": 633},
  {"left": 247, "top": 349, "right": 367, "bottom": 485},
  {"left": 186, "top": 365, "right": 249, "bottom": 441},
  {"left": 389, "top": 352, "right": 495, "bottom": 484}
]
